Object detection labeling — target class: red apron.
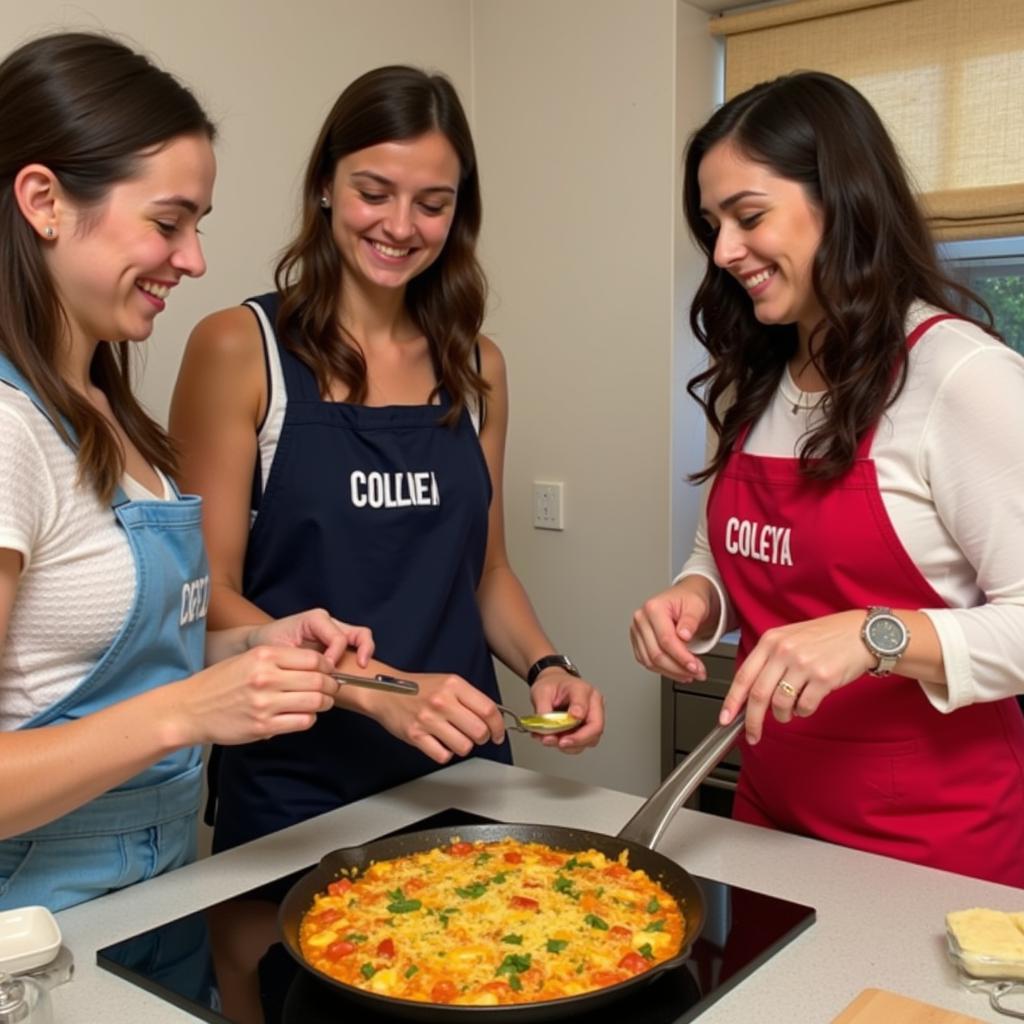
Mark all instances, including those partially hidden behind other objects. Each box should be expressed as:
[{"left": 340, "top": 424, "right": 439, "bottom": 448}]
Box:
[{"left": 707, "top": 315, "right": 1024, "bottom": 886}]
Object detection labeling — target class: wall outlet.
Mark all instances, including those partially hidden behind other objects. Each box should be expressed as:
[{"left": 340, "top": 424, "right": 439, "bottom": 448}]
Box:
[{"left": 533, "top": 481, "right": 564, "bottom": 530}]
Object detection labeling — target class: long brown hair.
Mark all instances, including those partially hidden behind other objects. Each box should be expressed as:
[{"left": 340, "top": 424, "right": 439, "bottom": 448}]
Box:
[
  {"left": 683, "top": 71, "right": 996, "bottom": 482},
  {"left": 275, "top": 65, "right": 488, "bottom": 425},
  {"left": 0, "top": 32, "right": 215, "bottom": 502}
]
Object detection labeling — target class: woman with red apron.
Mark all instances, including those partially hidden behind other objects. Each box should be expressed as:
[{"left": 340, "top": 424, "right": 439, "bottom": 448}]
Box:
[{"left": 632, "top": 72, "right": 1024, "bottom": 886}]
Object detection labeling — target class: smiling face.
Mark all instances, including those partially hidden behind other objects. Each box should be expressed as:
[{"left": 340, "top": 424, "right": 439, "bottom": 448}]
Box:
[
  {"left": 46, "top": 132, "right": 215, "bottom": 347},
  {"left": 324, "top": 130, "right": 460, "bottom": 298},
  {"left": 698, "top": 139, "right": 825, "bottom": 341}
]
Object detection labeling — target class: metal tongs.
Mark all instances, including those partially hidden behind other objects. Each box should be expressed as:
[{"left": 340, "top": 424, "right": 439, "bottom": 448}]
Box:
[{"left": 330, "top": 671, "right": 419, "bottom": 695}]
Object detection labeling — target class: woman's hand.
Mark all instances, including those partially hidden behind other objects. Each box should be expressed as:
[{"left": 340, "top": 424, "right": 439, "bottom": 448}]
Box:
[
  {"left": 529, "top": 671, "right": 605, "bottom": 753},
  {"left": 248, "top": 608, "right": 374, "bottom": 668},
  {"left": 630, "top": 578, "right": 715, "bottom": 683},
  {"left": 358, "top": 674, "right": 507, "bottom": 765},
  {"left": 720, "top": 610, "right": 875, "bottom": 743},
  {"left": 163, "top": 645, "right": 343, "bottom": 747}
]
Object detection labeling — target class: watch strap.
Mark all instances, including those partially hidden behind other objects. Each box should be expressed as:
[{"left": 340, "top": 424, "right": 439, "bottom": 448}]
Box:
[{"left": 527, "top": 654, "right": 580, "bottom": 686}]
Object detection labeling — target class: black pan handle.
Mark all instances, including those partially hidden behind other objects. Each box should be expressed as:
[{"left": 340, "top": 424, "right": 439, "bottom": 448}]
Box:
[{"left": 617, "top": 712, "right": 746, "bottom": 850}]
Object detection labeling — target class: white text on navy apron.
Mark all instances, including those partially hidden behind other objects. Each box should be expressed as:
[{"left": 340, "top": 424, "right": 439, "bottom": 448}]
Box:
[
  {"left": 350, "top": 471, "right": 440, "bottom": 509},
  {"left": 725, "top": 517, "right": 793, "bottom": 566},
  {"left": 180, "top": 574, "right": 210, "bottom": 626}
]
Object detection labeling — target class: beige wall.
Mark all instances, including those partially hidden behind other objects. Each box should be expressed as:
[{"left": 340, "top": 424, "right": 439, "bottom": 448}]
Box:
[
  {"left": 2, "top": 1, "right": 717, "bottom": 797},
  {"left": 472, "top": 0, "right": 716, "bottom": 794}
]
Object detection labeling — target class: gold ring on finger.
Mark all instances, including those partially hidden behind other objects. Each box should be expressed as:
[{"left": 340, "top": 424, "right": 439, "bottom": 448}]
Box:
[{"left": 776, "top": 679, "right": 797, "bottom": 698}]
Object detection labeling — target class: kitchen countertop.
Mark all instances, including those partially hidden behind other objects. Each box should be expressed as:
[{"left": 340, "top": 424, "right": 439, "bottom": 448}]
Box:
[{"left": 50, "top": 759, "right": 1014, "bottom": 1022}]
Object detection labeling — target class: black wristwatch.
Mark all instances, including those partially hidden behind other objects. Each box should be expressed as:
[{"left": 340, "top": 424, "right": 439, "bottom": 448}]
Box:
[
  {"left": 527, "top": 654, "right": 581, "bottom": 686},
  {"left": 861, "top": 606, "right": 910, "bottom": 676}
]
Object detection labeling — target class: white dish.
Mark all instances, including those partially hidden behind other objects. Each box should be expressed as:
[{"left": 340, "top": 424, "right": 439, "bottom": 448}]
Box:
[{"left": 0, "top": 906, "right": 62, "bottom": 975}]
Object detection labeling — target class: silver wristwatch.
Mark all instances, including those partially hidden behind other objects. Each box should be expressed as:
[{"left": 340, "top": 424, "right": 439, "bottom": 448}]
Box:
[{"left": 861, "top": 606, "right": 910, "bottom": 676}]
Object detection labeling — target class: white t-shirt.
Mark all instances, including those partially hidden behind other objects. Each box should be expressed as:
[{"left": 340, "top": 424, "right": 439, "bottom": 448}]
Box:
[
  {"left": 0, "top": 385, "right": 172, "bottom": 730},
  {"left": 680, "top": 304, "right": 1024, "bottom": 712}
]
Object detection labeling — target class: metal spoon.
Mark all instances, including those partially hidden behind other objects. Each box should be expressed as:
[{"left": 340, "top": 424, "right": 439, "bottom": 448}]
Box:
[
  {"left": 330, "top": 672, "right": 419, "bottom": 695},
  {"left": 497, "top": 704, "right": 581, "bottom": 735}
]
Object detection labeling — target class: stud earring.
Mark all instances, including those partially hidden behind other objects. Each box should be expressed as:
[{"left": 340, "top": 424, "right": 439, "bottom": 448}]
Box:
[
  {"left": 319, "top": 195, "right": 331, "bottom": 209},
  {"left": 44, "top": 226, "right": 55, "bottom": 239}
]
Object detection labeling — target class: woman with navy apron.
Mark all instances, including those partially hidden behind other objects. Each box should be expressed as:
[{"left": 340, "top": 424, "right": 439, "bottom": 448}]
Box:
[
  {"left": 172, "top": 66, "right": 606, "bottom": 855},
  {"left": 0, "top": 33, "right": 368, "bottom": 914},
  {"left": 631, "top": 72, "right": 1024, "bottom": 885}
]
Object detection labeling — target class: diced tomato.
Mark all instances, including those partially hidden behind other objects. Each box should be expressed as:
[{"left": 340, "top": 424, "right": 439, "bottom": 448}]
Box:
[
  {"left": 312, "top": 908, "right": 342, "bottom": 926},
  {"left": 602, "top": 864, "right": 631, "bottom": 880},
  {"left": 618, "top": 951, "right": 650, "bottom": 975},
  {"left": 481, "top": 980, "right": 513, "bottom": 996},
  {"left": 327, "top": 879, "right": 353, "bottom": 895},
  {"left": 509, "top": 895, "right": 539, "bottom": 911},
  {"left": 431, "top": 979, "right": 459, "bottom": 1003},
  {"left": 590, "top": 969, "right": 627, "bottom": 987},
  {"left": 539, "top": 852, "right": 563, "bottom": 866},
  {"left": 404, "top": 877, "right": 426, "bottom": 892},
  {"left": 448, "top": 841, "right": 474, "bottom": 856},
  {"left": 326, "top": 940, "right": 356, "bottom": 958},
  {"left": 376, "top": 938, "right": 396, "bottom": 959},
  {"left": 503, "top": 851, "right": 523, "bottom": 864},
  {"left": 522, "top": 879, "right": 543, "bottom": 889},
  {"left": 609, "top": 925, "right": 632, "bottom": 941}
]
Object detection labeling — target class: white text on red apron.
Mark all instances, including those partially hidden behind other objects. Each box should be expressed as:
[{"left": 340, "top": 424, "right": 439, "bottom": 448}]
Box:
[{"left": 724, "top": 516, "right": 793, "bottom": 566}]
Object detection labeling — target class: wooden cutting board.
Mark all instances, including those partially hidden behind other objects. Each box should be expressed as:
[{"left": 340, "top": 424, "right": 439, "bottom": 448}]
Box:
[{"left": 831, "top": 988, "right": 987, "bottom": 1023}]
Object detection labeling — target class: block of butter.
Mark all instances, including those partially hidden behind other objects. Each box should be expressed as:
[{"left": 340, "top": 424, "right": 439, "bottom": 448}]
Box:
[{"left": 946, "top": 908, "right": 1024, "bottom": 979}]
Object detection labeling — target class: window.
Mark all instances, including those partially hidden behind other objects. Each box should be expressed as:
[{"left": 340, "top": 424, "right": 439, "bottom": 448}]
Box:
[{"left": 940, "top": 236, "right": 1024, "bottom": 355}]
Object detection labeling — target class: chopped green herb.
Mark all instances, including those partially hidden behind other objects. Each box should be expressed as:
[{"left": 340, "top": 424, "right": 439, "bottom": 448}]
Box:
[
  {"left": 386, "top": 898, "right": 422, "bottom": 914},
  {"left": 404, "top": 964, "right": 419, "bottom": 979},
  {"left": 565, "top": 857, "right": 594, "bottom": 870},
  {"left": 546, "top": 938, "right": 569, "bottom": 954},
  {"left": 644, "top": 919, "right": 666, "bottom": 933},
  {"left": 344, "top": 933, "right": 367, "bottom": 943},
  {"left": 360, "top": 963, "right": 376, "bottom": 979},
  {"left": 386, "top": 887, "right": 404, "bottom": 902},
  {"left": 553, "top": 876, "right": 578, "bottom": 898},
  {"left": 502, "top": 933, "right": 523, "bottom": 944},
  {"left": 584, "top": 914, "right": 609, "bottom": 930},
  {"left": 439, "top": 914, "right": 450, "bottom": 928},
  {"left": 455, "top": 882, "right": 488, "bottom": 900},
  {"left": 496, "top": 953, "right": 532, "bottom": 977},
  {"left": 490, "top": 872, "right": 508, "bottom": 884},
  {"left": 508, "top": 974, "right": 523, "bottom": 992},
  {"left": 575, "top": 962, "right": 585, "bottom": 974},
  {"left": 646, "top": 898, "right": 660, "bottom": 914},
  {"left": 474, "top": 852, "right": 493, "bottom": 866},
  {"left": 638, "top": 942, "right": 655, "bottom": 961}
]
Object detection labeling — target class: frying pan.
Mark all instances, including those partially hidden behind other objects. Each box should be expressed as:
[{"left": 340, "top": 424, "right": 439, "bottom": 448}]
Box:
[{"left": 279, "top": 714, "right": 745, "bottom": 1022}]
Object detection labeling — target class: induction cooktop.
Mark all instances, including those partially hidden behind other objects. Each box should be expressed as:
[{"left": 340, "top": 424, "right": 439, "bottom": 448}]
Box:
[{"left": 97, "top": 808, "right": 815, "bottom": 1024}]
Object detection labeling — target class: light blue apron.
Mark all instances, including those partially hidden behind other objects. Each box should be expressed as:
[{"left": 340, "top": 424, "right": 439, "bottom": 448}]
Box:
[{"left": 0, "top": 355, "right": 209, "bottom": 912}]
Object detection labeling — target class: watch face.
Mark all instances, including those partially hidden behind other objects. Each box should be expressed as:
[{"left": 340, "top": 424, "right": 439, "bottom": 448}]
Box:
[{"left": 868, "top": 614, "right": 906, "bottom": 654}]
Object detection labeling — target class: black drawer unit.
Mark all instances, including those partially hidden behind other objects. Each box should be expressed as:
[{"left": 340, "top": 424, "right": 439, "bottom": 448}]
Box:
[{"left": 660, "top": 637, "right": 739, "bottom": 818}]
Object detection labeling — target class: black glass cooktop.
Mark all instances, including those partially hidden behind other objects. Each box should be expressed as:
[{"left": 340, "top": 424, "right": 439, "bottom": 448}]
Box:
[{"left": 97, "top": 809, "right": 815, "bottom": 1023}]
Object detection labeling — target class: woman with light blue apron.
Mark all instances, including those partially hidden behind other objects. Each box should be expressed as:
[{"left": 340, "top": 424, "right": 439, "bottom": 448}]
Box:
[{"left": 0, "top": 32, "right": 368, "bottom": 914}]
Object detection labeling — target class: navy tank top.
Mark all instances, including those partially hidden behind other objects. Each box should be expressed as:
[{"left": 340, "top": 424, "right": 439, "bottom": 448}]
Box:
[{"left": 210, "top": 293, "right": 510, "bottom": 852}]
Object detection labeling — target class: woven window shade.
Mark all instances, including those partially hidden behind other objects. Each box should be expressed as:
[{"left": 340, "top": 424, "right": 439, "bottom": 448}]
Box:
[{"left": 710, "top": 0, "right": 1024, "bottom": 239}]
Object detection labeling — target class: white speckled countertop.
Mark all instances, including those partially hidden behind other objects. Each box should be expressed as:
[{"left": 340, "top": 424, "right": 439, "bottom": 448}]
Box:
[{"left": 49, "top": 760, "right": 1012, "bottom": 1022}]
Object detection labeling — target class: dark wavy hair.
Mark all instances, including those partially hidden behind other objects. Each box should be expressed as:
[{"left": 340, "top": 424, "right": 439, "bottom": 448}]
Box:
[
  {"left": 683, "top": 71, "right": 995, "bottom": 482},
  {"left": 275, "top": 65, "right": 488, "bottom": 424},
  {"left": 0, "top": 31, "right": 215, "bottom": 502}
]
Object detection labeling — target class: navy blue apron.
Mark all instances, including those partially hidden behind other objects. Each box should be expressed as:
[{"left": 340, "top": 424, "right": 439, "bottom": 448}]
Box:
[
  {"left": 210, "top": 294, "right": 510, "bottom": 852},
  {"left": 0, "top": 355, "right": 208, "bottom": 912}
]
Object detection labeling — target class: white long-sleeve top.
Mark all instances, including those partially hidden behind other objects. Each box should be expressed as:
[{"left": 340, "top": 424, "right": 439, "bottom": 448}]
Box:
[{"left": 679, "top": 304, "right": 1024, "bottom": 712}]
